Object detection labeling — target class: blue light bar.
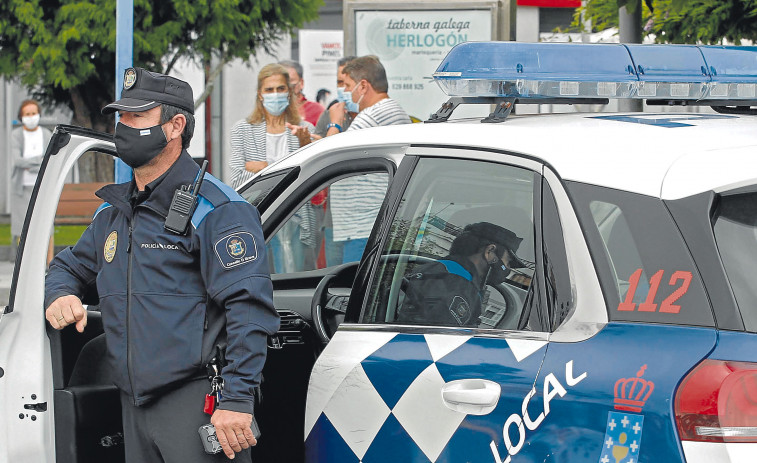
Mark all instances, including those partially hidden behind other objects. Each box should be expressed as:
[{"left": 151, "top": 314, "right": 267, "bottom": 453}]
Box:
[
  {"left": 432, "top": 42, "right": 757, "bottom": 103},
  {"left": 434, "top": 42, "right": 637, "bottom": 99},
  {"left": 625, "top": 44, "right": 709, "bottom": 99},
  {"left": 699, "top": 46, "right": 757, "bottom": 100}
]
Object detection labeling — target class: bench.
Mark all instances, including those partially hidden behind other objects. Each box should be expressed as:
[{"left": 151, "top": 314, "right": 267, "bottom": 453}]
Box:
[{"left": 55, "top": 183, "right": 109, "bottom": 226}]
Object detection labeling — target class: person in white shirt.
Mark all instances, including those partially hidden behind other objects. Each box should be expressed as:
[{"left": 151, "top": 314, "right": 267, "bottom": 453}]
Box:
[
  {"left": 10, "top": 99, "right": 53, "bottom": 263},
  {"left": 326, "top": 56, "right": 412, "bottom": 262}
]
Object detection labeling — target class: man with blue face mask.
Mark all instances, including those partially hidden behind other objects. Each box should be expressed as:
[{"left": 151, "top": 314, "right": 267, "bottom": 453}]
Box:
[
  {"left": 45, "top": 67, "right": 278, "bottom": 462},
  {"left": 325, "top": 56, "right": 412, "bottom": 263},
  {"left": 313, "top": 56, "right": 357, "bottom": 138}
]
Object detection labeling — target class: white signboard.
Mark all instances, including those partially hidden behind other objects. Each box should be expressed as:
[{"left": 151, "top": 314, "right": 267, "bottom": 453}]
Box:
[
  {"left": 355, "top": 9, "right": 493, "bottom": 120},
  {"left": 299, "top": 30, "right": 344, "bottom": 104}
]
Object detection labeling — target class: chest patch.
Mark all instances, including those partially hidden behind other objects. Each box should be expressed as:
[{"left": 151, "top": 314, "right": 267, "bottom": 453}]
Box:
[
  {"left": 214, "top": 231, "right": 258, "bottom": 269},
  {"left": 104, "top": 231, "right": 118, "bottom": 263}
]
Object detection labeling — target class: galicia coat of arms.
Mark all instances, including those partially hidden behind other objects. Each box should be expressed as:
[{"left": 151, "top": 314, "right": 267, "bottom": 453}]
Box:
[
  {"left": 598, "top": 365, "right": 654, "bottom": 463},
  {"left": 104, "top": 231, "right": 118, "bottom": 263},
  {"left": 227, "top": 237, "right": 246, "bottom": 258}
]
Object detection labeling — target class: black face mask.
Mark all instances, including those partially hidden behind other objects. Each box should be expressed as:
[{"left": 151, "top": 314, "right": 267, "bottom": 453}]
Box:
[
  {"left": 114, "top": 121, "right": 168, "bottom": 168},
  {"left": 486, "top": 260, "right": 510, "bottom": 286}
]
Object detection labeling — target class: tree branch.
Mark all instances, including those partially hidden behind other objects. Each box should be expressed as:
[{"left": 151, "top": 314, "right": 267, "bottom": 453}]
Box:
[
  {"left": 194, "top": 54, "right": 229, "bottom": 109},
  {"left": 164, "top": 48, "right": 184, "bottom": 76}
]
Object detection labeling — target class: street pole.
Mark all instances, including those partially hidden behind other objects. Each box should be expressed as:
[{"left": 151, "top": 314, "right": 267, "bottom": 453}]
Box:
[
  {"left": 619, "top": 3, "right": 643, "bottom": 112},
  {"left": 115, "top": 0, "right": 134, "bottom": 183}
]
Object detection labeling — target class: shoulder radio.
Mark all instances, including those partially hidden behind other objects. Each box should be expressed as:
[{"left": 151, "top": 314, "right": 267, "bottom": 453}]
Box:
[{"left": 164, "top": 160, "right": 208, "bottom": 235}]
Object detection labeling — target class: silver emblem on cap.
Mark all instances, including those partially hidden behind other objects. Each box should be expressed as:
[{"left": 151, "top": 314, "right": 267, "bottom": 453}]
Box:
[{"left": 124, "top": 68, "right": 137, "bottom": 90}]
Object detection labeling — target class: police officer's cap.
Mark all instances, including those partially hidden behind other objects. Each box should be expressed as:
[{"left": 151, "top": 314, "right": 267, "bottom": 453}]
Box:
[
  {"left": 464, "top": 222, "right": 526, "bottom": 267},
  {"left": 102, "top": 67, "right": 194, "bottom": 115}
]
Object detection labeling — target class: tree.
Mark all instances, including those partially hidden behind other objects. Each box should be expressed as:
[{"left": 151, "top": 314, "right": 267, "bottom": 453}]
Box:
[
  {"left": 575, "top": 0, "right": 757, "bottom": 44},
  {"left": 0, "top": 0, "right": 321, "bottom": 179}
]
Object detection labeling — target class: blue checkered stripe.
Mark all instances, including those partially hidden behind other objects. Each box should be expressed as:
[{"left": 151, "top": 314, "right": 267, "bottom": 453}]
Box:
[
  {"left": 598, "top": 411, "right": 644, "bottom": 463},
  {"left": 304, "top": 331, "right": 547, "bottom": 463}
]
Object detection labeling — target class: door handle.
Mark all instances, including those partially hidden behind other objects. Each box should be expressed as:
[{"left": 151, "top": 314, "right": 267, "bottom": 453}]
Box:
[{"left": 441, "top": 379, "right": 501, "bottom": 415}]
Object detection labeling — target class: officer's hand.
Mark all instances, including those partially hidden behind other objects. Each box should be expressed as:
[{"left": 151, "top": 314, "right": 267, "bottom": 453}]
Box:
[
  {"left": 211, "top": 409, "right": 256, "bottom": 459},
  {"left": 45, "top": 295, "right": 87, "bottom": 333}
]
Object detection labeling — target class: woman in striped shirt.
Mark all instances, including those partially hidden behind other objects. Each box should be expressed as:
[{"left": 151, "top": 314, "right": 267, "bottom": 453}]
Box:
[
  {"left": 228, "top": 63, "right": 313, "bottom": 189},
  {"left": 229, "top": 63, "right": 315, "bottom": 273}
]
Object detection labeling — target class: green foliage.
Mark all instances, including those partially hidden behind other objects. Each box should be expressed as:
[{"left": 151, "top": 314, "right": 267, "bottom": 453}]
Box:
[
  {"left": 651, "top": 0, "right": 757, "bottom": 44},
  {"left": 574, "top": 0, "right": 757, "bottom": 44},
  {"left": 0, "top": 0, "right": 322, "bottom": 129}
]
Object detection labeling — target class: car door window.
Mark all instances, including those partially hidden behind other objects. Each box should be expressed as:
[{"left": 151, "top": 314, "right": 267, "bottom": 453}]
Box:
[
  {"left": 364, "top": 157, "right": 537, "bottom": 330},
  {"left": 267, "top": 172, "right": 389, "bottom": 274}
]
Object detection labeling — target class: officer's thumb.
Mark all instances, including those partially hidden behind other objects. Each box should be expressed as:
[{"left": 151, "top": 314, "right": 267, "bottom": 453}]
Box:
[{"left": 76, "top": 312, "right": 87, "bottom": 333}]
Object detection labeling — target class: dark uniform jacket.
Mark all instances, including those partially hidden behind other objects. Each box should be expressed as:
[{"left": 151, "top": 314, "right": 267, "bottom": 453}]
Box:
[
  {"left": 45, "top": 151, "right": 279, "bottom": 414},
  {"left": 399, "top": 256, "right": 484, "bottom": 327}
]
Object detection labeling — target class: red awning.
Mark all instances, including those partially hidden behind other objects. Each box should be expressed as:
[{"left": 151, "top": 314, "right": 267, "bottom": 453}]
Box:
[{"left": 517, "top": 0, "right": 581, "bottom": 7}]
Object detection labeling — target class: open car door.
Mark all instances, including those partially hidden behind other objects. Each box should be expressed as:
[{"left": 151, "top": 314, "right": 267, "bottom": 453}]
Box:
[{"left": 0, "top": 125, "right": 120, "bottom": 463}]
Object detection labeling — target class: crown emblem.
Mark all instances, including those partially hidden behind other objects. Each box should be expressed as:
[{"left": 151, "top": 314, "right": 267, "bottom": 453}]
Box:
[{"left": 613, "top": 365, "right": 654, "bottom": 412}]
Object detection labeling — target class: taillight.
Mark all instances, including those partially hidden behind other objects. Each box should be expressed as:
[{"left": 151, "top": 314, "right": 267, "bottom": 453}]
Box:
[{"left": 675, "top": 359, "right": 757, "bottom": 443}]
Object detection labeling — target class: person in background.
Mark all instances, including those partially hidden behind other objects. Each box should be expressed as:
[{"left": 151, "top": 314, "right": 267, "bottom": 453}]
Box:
[
  {"left": 229, "top": 63, "right": 312, "bottom": 188},
  {"left": 326, "top": 55, "right": 411, "bottom": 134},
  {"left": 315, "top": 88, "right": 331, "bottom": 106},
  {"left": 229, "top": 63, "right": 314, "bottom": 273},
  {"left": 310, "top": 56, "right": 357, "bottom": 266},
  {"left": 10, "top": 99, "right": 54, "bottom": 264},
  {"left": 314, "top": 56, "right": 357, "bottom": 138},
  {"left": 279, "top": 60, "right": 324, "bottom": 126},
  {"left": 327, "top": 55, "right": 412, "bottom": 263}
]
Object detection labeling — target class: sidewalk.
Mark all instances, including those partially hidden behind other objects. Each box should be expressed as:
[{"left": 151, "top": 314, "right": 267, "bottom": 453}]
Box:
[{"left": 0, "top": 260, "right": 14, "bottom": 307}]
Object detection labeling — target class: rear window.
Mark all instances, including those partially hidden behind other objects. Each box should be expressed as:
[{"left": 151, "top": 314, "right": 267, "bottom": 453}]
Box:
[
  {"left": 713, "top": 190, "right": 757, "bottom": 331},
  {"left": 567, "top": 182, "right": 714, "bottom": 327}
]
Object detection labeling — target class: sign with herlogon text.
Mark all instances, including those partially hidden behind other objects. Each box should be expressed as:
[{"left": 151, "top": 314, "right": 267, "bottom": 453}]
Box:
[{"left": 355, "top": 9, "right": 493, "bottom": 120}]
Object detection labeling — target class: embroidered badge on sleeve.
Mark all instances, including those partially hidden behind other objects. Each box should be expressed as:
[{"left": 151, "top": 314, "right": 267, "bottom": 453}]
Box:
[{"left": 214, "top": 231, "right": 258, "bottom": 269}]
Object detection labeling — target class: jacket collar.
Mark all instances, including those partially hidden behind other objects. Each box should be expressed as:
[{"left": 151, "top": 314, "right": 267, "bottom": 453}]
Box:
[
  {"left": 446, "top": 254, "right": 485, "bottom": 287},
  {"left": 96, "top": 150, "right": 200, "bottom": 218}
]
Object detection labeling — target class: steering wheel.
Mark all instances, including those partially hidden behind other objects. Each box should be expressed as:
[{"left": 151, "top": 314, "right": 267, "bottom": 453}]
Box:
[
  {"left": 482, "top": 282, "right": 520, "bottom": 329},
  {"left": 311, "top": 261, "right": 360, "bottom": 343},
  {"left": 310, "top": 254, "right": 438, "bottom": 343}
]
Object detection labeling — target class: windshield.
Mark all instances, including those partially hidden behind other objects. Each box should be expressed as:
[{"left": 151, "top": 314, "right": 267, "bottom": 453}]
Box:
[{"left": 713, "top": 190, "right": 757, "bottom": 332}]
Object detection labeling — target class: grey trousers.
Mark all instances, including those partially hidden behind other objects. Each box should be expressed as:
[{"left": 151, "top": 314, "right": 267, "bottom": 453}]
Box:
[{"left": 120, "top": 379, "right": 252, "bottom": 463}]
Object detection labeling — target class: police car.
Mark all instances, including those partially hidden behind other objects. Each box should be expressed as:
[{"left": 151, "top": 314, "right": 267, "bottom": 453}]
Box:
[{"left": 1, "top": 42, "right": 757, "bottom": 463}]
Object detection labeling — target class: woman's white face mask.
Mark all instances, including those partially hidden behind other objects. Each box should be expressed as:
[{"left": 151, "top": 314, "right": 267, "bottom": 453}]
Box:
[{"left": 22, "top": 114, "right": 40, "bottom": 130}]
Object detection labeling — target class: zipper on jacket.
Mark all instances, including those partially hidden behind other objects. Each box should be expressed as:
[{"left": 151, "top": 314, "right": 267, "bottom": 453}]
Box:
[{"left": 126, "top": 217, "right": 137, "bottom": 405}]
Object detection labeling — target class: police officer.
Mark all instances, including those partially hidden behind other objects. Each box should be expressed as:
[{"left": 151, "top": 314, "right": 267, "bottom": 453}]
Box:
[
  {"left": 399, "top": 222, "right": 524, "bottom": 327},
  {"left": 44, "top": 68, "right": 279, "bottom": 461}
]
